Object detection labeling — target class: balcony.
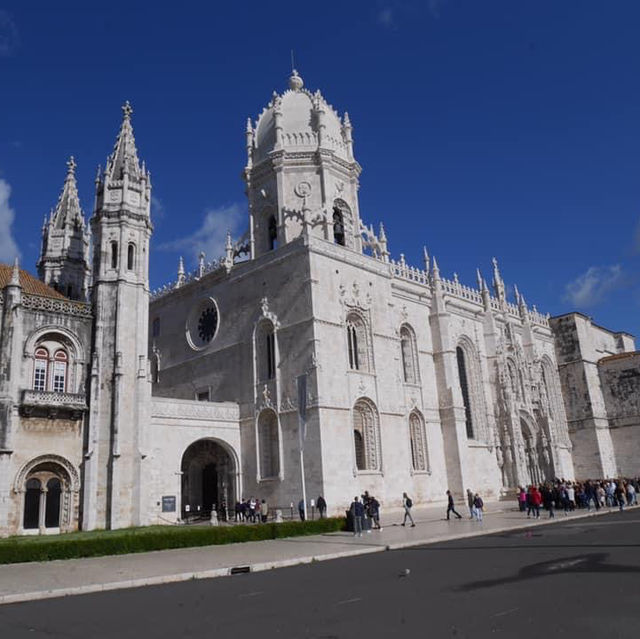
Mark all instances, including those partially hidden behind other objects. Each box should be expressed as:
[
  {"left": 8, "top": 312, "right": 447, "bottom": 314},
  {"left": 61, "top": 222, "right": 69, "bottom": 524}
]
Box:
[{"left": 21, "top": 389, "right": 87, "bottom": 419}]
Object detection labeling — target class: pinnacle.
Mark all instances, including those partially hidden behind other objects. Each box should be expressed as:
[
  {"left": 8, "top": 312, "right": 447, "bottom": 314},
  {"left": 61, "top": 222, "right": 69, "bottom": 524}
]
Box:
[
  {"left": 51, "top": 156, "right": 84, "bottom": 230},
  {"left": 105, "top": 101, "right": 143, "bottom": 181}
]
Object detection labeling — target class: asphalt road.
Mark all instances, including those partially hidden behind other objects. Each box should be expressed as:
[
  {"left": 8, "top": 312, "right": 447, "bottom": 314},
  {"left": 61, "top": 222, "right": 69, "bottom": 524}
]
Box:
[{"left": 2, "top": 509, "right": 640, "bottom": 638}]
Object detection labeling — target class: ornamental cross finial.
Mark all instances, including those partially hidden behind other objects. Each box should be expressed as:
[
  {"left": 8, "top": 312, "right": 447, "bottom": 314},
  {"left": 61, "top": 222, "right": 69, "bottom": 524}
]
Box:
[
  {"left": 66, "top": 156, "right": 76, "bottom": 175},
  {"left": 122, "top": 100, "right": 133, "bottom": 119}
]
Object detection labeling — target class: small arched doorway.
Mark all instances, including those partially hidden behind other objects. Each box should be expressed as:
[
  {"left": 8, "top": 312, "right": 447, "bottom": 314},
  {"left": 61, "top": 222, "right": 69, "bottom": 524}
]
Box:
[{"left": 181, "top": 439, "right": 236, "bottom": 521}]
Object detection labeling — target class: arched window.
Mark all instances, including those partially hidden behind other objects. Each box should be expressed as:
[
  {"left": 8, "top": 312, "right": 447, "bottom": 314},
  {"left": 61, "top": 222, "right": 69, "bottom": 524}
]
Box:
[
  {"left": 23, "top": 478, "right": 41, "bottom": 529},
  {"left": 333, "top": 208, "right": 345, "bottom": 246},
  {"left": 258, "top": 410, "right": 280, "bottom": 479},
  {"left": 45, "top": 478, "right": 62, "bottom": 528},
  {"left": 110, "top": 242, "right": 118, "bottom": 269},
  {"left": 152, "top": 317, "right": 160, "bottom": 338},
  {"left": 409, "top": 411, "right": 428, "bottom": 471},
  {"left": 33, "top": 347, "right": 48, "bottom": 391},
  {"left": 400, "top": 325, "right": 418, "bottom": 384},
  {"left": 127, "top": 243, "right": 136, "bottom": 270},
  {"left": 456, "top": 347, "right": 474, "bottom": 439},
  {"left": 346, "top": 313, "right": 369, "bottom": 372},
  {"left": 52, "top": 350, "right": 68, "bottom": 393},
  {"left": 256, "top": 321, "right": 276, "bottom": 381},
  {"left": 352, "top": 399, "right": 380, "bottom": 471},
  {"left": 268, "top": 216, "right": 278, "bottom": 251}
]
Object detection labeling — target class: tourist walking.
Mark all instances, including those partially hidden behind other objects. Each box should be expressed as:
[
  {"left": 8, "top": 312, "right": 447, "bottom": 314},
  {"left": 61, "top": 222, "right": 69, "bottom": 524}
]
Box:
[
  {"left": 472, "top": 493, "right": 484, "bottom": 521},
  {"left": 466, "top": 489, "right": 475, "bottom": 518},
  {"left": 298, "top": 499, "right": 306, "bottom": 521},
  {"left": 401, "top": 492, "right": 415, "bottom": 527},
  {"left": 446, "top": 490, "right": 462, "bottom": 520},
  {"left": 369, "top": 495, "right": 382, "bottom": 530},
  {"left": 261, "top": 499, "right": 268, "bottom": 523},
  {"left": 517, "top": 487, "right": 527, "bottom": 512},
  {"left": 317, "top": 495, "right": 327, "bottom": 518},
  {"left": 350, "top": 496, "right": 364, "bottom": 536}
]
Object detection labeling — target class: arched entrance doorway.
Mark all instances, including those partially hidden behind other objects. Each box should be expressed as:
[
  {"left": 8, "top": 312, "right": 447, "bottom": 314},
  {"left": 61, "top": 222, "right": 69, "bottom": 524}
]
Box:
[
  {"left": 181, "top": 439, "right": 236, "bottom": 521},
  {"left": 19, "top": 458, "right": 76, "bottom": 533},
  {"left": 520, "top": 417, "right": 554, "bottom": 485}
]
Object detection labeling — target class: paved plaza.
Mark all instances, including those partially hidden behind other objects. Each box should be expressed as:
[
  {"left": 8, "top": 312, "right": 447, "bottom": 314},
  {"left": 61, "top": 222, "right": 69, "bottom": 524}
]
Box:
[
  {"left": 1, "top": 506, "right": 639, "bottom": 638},
  {"left": 1, "top": 500, "right": 636, "bottom": 605}
]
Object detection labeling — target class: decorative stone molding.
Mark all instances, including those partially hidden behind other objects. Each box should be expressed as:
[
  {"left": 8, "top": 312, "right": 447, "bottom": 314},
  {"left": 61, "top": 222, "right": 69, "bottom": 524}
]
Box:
[
  {"left": 22, "top": 294, "right": 92, "bottom": 318},
  {"left": 151, "top": 398, "right": 239, "bottom": 422},
  {"left": 21, "top": 389, "right": 87, "bottom": 419},
  {"left": 13, "top": 454, "right": 80, "bottom": 494}
]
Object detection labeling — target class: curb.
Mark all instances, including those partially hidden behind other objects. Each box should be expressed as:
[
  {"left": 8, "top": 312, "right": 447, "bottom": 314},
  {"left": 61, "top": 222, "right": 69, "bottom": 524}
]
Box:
[{"left": 0, "top": 504, "right": 634, "bottom": 605}]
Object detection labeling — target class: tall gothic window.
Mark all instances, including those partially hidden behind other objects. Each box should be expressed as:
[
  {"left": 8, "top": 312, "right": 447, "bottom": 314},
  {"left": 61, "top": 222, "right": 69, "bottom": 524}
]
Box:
[
  {"left": 400, "top": 325, "right": 418, "bottom": 384},
  {"left": 456, "top": 347, "right": 475, "bottom": 439},
  {"left": 33, "top": 348, "right": 48, "bottom": 392},
  {"left": 409, "top": 411, "right": 428, "bottom": 472},
  {"left": 256, "top": 321, "right": 276, "bottom": 382},
  {"left": 333, "top": 208, "right": 345, "bottom": 246},
  {"left": 23, "top": 478, "right": 41, "bottom": 529},
  {"left": 127, "top": 243, "right": 136, "bottom": 270},
  {"left": 352, "top": 399, "right": 380, "bottom": 471},
  {"left": 258, "top": 410, "right": 280, "bottom": 479},
  {"left": 346, "top": 313, "right": 369, "bottom": 372},
  {"left": 110, "top": 242, "right": 118, "bottom": 269},
  {"left": 52, "top": 350, "right": 68, "bottom": 393},
  {"left": 268, "top": 216, "right": 278, "bottom": 251}
]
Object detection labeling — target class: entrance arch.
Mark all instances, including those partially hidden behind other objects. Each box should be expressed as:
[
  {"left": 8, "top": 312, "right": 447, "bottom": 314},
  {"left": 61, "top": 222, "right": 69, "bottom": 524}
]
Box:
[
  {"left": 181, "top": 439, "right": 237, "bottom": 521},
  {"left": 520, "top": 415, "right": 554, "bottom": 485}
]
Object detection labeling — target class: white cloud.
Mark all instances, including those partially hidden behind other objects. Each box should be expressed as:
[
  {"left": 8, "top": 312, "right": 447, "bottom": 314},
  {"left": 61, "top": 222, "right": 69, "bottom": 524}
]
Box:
[
  {"left": 564, "top": 265, "right": 624, "bottom": 308},
  {"left": 0, "top": 11, "right": 19, "bottom": 57},
  {"left": 0, "top": 178, "right": 21, "bottom": 263},
  {"left": 158, "top": 203, "right": 246, "bottom": 265},
  {"left": 151, "top": 195, "right": 165, "bottom": 220}
]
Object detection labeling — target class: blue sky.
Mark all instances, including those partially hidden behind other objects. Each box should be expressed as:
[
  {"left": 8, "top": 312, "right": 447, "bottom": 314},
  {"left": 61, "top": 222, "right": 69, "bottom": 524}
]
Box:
[{"left": 1, "top": 1, "right": 639, "bottom": 338}]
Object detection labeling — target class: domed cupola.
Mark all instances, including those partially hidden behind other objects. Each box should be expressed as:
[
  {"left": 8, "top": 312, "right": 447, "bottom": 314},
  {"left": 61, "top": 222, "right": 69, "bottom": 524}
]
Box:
[
  {"left": 244, "top": 70, "right": 362, "bottom": 259},
  {"left": 250, "top": 70, "right": 354, "bottom": 166}
]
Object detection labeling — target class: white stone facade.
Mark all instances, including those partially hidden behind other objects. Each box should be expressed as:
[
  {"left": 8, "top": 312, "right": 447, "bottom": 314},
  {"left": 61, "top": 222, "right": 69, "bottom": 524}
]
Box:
[{"left": 0, "top": 70, "right": 636, "bottom": 536}]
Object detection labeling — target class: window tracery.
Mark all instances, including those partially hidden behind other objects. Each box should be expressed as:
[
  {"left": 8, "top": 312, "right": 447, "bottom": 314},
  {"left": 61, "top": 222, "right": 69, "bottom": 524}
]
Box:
[
  {"left": 400, "top": 324, "right": 419, "bottom": 384},
  {"left": 257, "top": 409, "right": 280, "bottom": 479},
  {"left": 352, "top": 398, "right": 381, "bottom": 471},
  {"left": 409, "top": 410, "right": 428, "bottom": 472}
]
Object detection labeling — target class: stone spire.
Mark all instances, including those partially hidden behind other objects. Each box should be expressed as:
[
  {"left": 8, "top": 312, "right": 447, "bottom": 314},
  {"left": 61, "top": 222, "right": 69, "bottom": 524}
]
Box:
[
  {"left": 176, "top": 256, "right": 185, "bottom": 288},
  {"left": 492, "top": 257, "right": 505, "bottom": 302},
  {"left": 423, "top": 247, "right": 430, "bottom": 273},
  {"left": 9, "top": 257, "right": 20, "bottom": 287},
  {"left": 105, "top": 101, "right": 144, "bottom": 181},
  {"left": 38, "top": 157, "right": 91, "bottom": 300},
  {"left": 49, "top": 156, "right": 85, "bottom": 231}
]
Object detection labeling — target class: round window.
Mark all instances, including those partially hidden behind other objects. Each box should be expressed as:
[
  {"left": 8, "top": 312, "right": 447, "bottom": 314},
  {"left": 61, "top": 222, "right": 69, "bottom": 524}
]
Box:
[{"left": 186, "top": 298, "right": 219, "bottom": 350}]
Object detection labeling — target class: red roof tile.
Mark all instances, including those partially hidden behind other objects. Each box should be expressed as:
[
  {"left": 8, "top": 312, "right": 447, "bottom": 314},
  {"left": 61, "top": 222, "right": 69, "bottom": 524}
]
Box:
[{"left": 0, "top": 263, "right": 68, "bottom": 300}]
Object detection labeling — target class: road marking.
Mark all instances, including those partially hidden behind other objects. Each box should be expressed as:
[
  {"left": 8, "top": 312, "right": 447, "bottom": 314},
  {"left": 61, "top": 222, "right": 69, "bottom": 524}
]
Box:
[
  {"left": 238, "top": 591, "right": 263, "bottom": 598},
  {"left": 336, "top": 597, "right": 363, "bottom": 605},
  {"left": 546, "top": 558, "right": 587, "bottom": 571},
  {"left": 493, "top": 607, "right": 519, "bottom": 618}
]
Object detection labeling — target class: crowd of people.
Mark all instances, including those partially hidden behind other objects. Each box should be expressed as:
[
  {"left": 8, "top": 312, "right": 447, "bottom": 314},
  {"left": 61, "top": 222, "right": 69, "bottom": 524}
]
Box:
[
  {"left": 517, "top": 478, "right": 639, "bottom": 518},
  {"left": 233, "top": 495, "right": 328, "bottom": 523}
]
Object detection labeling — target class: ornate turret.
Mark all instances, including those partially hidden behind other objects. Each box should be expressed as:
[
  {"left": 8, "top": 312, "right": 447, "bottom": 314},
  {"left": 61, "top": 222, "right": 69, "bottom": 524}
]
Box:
[
  {"left": 37, "top": 156, "right": 91, "bottom": 300},
  {"left": 85, "top": 102, "right": 153, "bottom": 531},
  {"left": 244, "top": 69, "right": 363, "bottom": 258}
]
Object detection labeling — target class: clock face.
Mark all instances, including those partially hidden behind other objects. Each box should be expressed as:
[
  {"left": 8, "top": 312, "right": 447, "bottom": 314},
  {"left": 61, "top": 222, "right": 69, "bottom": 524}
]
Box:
[
  {"left": 198, "top": 306, "right": 218, "bottom": 343},
  {"left": 186, "top": 298, "right": 220, "bottom": 350}
]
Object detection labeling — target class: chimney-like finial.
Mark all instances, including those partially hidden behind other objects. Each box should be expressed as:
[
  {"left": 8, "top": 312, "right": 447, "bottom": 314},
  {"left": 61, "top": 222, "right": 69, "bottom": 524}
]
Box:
[
  {"left": 10, "top": 257, "right": 20, "bottom": 286},
  {"left": 122, "top": 100, "right": 133, "bottom": 120}
]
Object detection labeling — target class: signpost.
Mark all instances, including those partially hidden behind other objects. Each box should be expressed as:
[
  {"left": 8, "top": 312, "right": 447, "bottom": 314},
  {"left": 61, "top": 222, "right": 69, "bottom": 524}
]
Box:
[{"left": 297, "top": 374, "right": 308, "bottom": 521}]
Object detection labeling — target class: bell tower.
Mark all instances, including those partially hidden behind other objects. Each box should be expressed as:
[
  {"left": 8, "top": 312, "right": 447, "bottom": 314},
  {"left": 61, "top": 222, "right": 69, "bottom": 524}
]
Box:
[
  {"left": 37, "top": 157, "right": 91, "bottom": 300},
  {"left": 83, "top": 101, "right": 153, "bottom": 530},
  {"left": 244, "top": 70, "right": 363, "bottom": 258}
]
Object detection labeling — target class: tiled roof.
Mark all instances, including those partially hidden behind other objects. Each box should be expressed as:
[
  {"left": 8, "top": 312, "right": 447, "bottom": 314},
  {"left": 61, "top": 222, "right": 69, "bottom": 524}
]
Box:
[{"left": 0, "top": 263, "right": 68, "bottom": 300}]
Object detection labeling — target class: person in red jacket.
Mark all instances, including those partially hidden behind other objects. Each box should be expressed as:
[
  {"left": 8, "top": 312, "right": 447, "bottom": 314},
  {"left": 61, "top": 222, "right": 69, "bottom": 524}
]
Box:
[{"left": 528, "top": 485, "right": 542, "bottom": 519}]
